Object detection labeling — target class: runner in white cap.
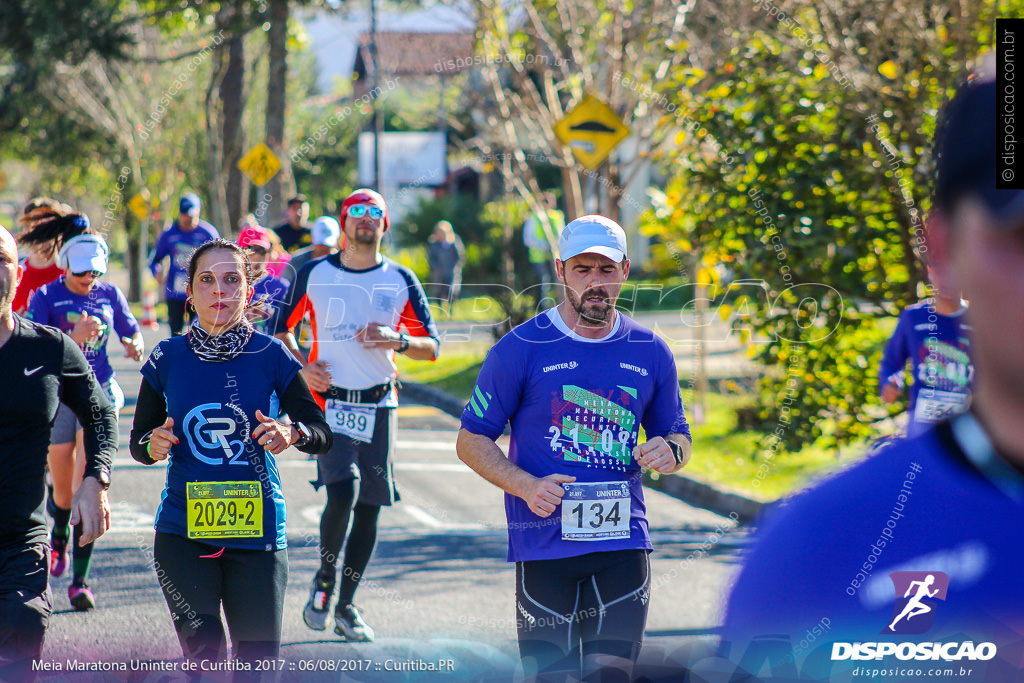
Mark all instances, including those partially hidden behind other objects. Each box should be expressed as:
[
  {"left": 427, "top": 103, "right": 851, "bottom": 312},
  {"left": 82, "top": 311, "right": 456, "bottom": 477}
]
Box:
[{"left": 457, "top": 214, "right": 692, "bottom": 681}]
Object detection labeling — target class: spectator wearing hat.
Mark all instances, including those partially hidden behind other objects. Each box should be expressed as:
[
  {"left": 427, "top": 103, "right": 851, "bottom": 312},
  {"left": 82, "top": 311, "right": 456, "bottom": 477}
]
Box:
[{"left": 149, "top": 193, "right": 219, "bottom": 336}]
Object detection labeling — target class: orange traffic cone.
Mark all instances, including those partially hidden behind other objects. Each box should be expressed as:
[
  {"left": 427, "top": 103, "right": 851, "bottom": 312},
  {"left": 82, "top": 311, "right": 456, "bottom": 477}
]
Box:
[{"left": 142, "top": 290, "right": 159, "bottom": 330}]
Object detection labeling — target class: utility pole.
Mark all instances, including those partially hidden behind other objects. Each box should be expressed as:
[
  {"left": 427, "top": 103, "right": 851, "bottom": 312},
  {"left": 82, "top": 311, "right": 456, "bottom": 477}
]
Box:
[{"left": 369, "top": 0, "right": 383, "bottom": 193}]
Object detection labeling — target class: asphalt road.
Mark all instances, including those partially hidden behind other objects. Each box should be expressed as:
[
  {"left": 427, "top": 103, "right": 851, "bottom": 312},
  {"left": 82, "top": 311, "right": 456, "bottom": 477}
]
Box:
[{"left": 35, "top": 324, "right": 746, "bottom": 682}]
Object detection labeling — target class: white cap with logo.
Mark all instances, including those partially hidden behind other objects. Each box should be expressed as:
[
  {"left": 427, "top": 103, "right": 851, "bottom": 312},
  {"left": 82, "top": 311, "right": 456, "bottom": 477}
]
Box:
[{"left": 558, "top": 214, "right": 628, "bottom": 263}]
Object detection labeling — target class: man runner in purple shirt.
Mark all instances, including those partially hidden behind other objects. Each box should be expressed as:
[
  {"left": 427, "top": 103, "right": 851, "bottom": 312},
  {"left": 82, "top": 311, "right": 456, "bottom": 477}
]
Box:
[{"left": 457, "top": 215, "right": 692, "bottom": 681}]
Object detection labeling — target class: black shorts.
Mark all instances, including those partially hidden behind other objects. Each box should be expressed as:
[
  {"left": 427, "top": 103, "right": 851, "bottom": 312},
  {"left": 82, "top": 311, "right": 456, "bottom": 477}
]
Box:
[
  {"left": 515, "top": 548, "right": 651, "bottom": 676},
  {"left": 316, "top": 406, "right": 399, "bottom": 506}
]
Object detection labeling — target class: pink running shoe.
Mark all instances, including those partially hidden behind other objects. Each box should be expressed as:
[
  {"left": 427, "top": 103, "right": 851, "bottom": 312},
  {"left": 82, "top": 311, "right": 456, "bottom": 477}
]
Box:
[
  {"left": 68, "top": 583, "right": 95, "bottom": 611},
  {"left": 50, "top": 539, "right": 69, "bottom": 577}
]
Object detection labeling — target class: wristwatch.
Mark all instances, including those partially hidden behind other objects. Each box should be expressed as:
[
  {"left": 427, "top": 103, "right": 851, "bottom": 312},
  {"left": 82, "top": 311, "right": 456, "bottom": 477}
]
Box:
[
  {"left": 397, "top": 333, "right": 411, "bottom": 353},
  {"left": 293, "top": 422, "right": 313, "bottom": 448},
  {"left": 86, "top": 468, "right": 111, "bottom": 490},
  {"left": 667, "top": 439, "right": 686, "bottom": 466}
]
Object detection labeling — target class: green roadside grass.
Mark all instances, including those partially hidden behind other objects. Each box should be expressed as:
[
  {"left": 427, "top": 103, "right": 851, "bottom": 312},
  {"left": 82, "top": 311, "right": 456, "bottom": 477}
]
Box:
[
  {"left": 397, "top": 351, "right": 865, "bottom": 501},
  {"left": 397, "top": 352, "right": 484, "bottom": 402}
]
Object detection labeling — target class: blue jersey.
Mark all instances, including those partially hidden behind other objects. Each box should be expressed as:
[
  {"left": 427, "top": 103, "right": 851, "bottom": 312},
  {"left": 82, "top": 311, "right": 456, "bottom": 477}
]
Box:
[
  {"left": 720, "top": 417, "right": 1024, "bottom": 682},
  {"left": 140, "top": 332, "right": 301, "bottom": 550},
  {"left": 26, "top": 278, "right": 140, "bottom": 385},
  {"left": 879, "top": 302, "right": 973, "bottom": 436},
  {"left": 461, "top": 308, "right": 690, "bottom": 562},
  {"left": 149, "top": 220, "right": 219, "bottom": 301}
]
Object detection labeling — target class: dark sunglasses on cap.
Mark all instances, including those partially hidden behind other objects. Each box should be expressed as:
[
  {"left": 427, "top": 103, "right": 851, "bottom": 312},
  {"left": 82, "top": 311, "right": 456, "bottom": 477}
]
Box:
[
  {"left": 347, "top": 204, "right": 384, "bottom": 219},
  {"left": 72, "top": 270, "right": 103, "bottom": 278}
]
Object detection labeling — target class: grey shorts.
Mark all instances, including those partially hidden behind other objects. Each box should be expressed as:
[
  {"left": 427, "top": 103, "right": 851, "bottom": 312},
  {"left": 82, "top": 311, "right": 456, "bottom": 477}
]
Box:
[
  {"left": 316, "top": 407, "right": 399, "bottom": 506},
  {"left": 51, "top": 378, "right": 124, "bottom": 446}
]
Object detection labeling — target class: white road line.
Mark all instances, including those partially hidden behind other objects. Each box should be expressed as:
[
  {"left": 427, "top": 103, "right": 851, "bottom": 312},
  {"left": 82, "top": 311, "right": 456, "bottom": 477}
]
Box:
[
  {"left": 395, "top": 441, "right": 456, "bottom": 451},
  {"left": 401, "top": 504, "right": 448, "bottom": 528}
]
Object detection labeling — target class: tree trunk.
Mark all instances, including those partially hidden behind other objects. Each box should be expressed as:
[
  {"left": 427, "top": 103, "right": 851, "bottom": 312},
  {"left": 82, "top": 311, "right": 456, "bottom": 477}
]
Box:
[
  {"left": 221, "top": 27, "right": 247, "bottom": 236},
  {"left": 264, "top": 0, "right": 294, "bottom": 226},
  {"left": 127, "top": 236, "right": 140, "bottom": 302}
]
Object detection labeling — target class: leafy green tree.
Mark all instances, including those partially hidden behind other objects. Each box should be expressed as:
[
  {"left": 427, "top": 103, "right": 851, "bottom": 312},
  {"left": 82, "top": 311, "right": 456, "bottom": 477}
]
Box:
[{"left": 645, "top": 0, "right": 993, "bottom": 453}]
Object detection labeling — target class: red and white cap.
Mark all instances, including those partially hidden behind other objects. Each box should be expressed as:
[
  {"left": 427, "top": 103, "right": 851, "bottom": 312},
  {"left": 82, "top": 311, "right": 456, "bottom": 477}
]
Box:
[{"left": 340, "top": 188, "right": 390, "bottom": 231}]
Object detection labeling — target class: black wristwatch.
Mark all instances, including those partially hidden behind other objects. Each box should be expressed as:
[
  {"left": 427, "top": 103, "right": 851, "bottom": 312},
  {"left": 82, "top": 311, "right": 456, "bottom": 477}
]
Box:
[
  {"left": 397, "top": 333, "right": 411, "bottom": 354},
  {"left": 667, "top": 439, "right": 686, "bottom": 466},
  {"left": 293, "top": 422, "right": 313, "bottom": 448},
  {"left": 86, "top": 468, "right": 111, "bottom": 490}
]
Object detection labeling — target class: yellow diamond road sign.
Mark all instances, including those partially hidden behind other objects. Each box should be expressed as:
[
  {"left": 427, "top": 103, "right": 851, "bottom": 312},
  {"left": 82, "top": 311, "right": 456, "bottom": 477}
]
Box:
[
  {"left": 553, "top": 95, "right": 630, "bottom": 170},
  {"left": 238, "top": 143, "right": 281, "bottom": 187},
  {"left": 128, "top": 193, "right": 149, "bottom": 220}
]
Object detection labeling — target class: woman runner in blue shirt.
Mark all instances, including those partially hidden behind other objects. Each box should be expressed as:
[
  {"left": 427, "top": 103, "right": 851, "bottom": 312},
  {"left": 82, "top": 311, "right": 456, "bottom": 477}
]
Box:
[{"left": 129, "top": 239, "right": 331, "bottom": 677}]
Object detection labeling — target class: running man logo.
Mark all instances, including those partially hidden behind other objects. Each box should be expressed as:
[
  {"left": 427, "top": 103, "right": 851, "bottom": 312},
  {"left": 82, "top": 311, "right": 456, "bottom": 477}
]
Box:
[{"left": 883, "top": 571, "right": 949, "bottom": 635}]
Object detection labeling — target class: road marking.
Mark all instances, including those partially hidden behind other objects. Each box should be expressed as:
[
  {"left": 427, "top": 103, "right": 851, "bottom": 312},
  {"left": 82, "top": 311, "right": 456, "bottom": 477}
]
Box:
[
  {"left": 395, "top": 440, "right": 456, "bottom": 451},
  {"left": 106, "top": 501, "right": 156, "bottom": 533},
  {"left": 401, "top": 504, "right": 447, "bottom": 528}
]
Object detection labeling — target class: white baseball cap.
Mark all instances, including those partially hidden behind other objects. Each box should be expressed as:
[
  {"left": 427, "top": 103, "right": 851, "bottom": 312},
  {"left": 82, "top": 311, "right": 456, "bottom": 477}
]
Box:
[
  {"left": 311, "top": 216, "right": 341, "bottom": 247},
  {"left": 558, "top": 214, "right": 628, "bottom": 263},
  {"left": 60, "top": 234, "right": 109, "bottom": 275}
]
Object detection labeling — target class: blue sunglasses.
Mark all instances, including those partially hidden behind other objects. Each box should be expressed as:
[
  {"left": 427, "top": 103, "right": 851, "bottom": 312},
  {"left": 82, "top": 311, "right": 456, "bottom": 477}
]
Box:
[{"left": 347, "top": 205, "right": 384, "bottom": 219}]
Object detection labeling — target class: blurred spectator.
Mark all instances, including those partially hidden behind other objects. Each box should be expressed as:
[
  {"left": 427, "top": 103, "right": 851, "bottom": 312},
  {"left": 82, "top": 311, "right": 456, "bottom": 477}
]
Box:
[
  {"left": 426, "top": 220, "right": 464, "bottom": 313},
  {"left": 523, "top": 192, "right": 565, "bottom": 301},
  {"left": 272, "top": 195, "right": 311, "bottom": 253}
]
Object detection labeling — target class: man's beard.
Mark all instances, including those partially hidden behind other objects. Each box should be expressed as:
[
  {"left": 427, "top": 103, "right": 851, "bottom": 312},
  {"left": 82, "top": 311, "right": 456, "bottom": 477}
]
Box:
[
  {"left": 567, "top": 286, "right": 613, "bottom": 325},
  {"left": 353, "top": 225, "right": 377, "bottom": 244},
  {"left": 0, "top": 275, "right": 13, "bottom": 314}
]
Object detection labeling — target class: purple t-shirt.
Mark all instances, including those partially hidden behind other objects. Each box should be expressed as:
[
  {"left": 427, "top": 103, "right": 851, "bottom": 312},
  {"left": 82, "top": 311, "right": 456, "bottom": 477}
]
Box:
[
  {"left": 461, "top": 308, "right": 690, "bottom": 562},
  {"left": 26, "top": 278, "right": 140, "bottom": 385},
  {"left": 878, "top": 302, "right": 973, "bottom": 436}
]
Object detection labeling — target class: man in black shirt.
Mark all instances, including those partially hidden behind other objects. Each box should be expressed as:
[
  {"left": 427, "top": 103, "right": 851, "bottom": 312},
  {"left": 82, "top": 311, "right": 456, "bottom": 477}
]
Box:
[
  {"left": 272, "top": 195, "right": 312, "bottom": 253},
  {"left": 0, "top": 225, "right": 115, "bottom": 681}
]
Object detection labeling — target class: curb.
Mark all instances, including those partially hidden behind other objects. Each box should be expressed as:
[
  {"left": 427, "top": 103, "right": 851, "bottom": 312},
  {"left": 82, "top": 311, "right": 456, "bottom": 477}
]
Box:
[
  {"left": 643, "top": 471, "right": 765, "bottom": 525},
  {"left": 399, "top": 381, "right": 766, "bottom": 524}
]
